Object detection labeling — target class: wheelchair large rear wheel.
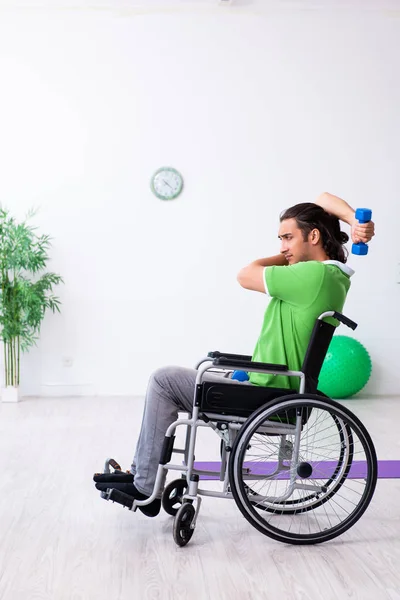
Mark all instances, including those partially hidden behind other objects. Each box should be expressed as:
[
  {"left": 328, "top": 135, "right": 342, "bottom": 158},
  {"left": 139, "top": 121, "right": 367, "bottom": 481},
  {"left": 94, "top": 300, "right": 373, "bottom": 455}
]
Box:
[{"left": 229, "top": 394, "right": 377, "bottom": 545}]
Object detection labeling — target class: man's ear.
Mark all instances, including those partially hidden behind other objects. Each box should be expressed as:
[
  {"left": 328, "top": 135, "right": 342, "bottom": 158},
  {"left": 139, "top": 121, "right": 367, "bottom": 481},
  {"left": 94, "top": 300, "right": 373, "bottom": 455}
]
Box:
[{"left": 309, "top": 228, "right": 321, "bottom": 246}]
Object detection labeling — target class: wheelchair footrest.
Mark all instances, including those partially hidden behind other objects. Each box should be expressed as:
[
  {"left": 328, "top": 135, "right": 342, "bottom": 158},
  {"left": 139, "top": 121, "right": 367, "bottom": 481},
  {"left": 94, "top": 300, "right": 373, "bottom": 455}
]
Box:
[{"left": 108, "top": 488, "right": 134, "bottom": 510}]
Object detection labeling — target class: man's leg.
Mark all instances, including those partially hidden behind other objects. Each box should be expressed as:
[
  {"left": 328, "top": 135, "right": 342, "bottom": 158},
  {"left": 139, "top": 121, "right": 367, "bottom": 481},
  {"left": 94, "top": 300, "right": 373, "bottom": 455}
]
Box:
[
  {"left": 95, "top": 365, "right": 248, "bottom": 515},
  {"left": 130, "top": 366, "right": 198, "bottom": 495},
  {"left": 95, "top": 366, "right": 198, "bottom": 515}
]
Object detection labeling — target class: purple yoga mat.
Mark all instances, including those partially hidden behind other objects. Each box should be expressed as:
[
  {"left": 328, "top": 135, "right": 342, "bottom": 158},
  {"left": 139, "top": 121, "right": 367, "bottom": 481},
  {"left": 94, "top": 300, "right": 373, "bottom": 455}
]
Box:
[{"left": 193, "top": 460, "right": 400, "bottom": 480}]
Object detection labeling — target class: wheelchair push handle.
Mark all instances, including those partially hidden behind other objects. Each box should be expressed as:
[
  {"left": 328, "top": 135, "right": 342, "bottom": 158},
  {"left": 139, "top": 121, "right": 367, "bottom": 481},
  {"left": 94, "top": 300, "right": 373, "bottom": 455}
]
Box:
[
  {"left": 333, "top": 312, "right": 358, "bottom": 330},
  {"left": 352, "top": 208, "right": 372, "bottom": 256},
  {"left": 318, "top": 311, "right": 358, "bottom": 330}
]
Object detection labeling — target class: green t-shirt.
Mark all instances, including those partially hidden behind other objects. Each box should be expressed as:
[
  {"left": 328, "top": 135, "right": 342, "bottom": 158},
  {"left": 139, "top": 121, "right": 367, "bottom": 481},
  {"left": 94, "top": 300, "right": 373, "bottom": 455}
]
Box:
[{"left": 249, "top": 260, "right": 353, "bottom": 389}]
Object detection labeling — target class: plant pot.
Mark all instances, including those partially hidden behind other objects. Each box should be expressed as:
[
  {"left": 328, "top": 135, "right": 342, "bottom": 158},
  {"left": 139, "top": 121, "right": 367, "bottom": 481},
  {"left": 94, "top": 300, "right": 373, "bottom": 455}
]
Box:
[{"left": 1, "top": 386, "right": 20, "bottom": 403}]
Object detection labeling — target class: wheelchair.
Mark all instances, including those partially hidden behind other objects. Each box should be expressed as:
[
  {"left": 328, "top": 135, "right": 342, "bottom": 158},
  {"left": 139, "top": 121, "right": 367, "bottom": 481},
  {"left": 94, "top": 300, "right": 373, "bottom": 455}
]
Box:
[{"left": 100, "top": 310, "right": 377, "bottom": 547}]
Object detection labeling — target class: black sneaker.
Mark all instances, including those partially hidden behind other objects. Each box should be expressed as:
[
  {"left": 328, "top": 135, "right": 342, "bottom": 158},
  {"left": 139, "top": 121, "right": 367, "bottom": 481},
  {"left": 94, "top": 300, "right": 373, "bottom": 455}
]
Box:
[
  {"left": 93, "top": 471, "right": 134, "bottom": 484},
  {"left": 95, "top": 482, "right": 161, "bottom": 517}
]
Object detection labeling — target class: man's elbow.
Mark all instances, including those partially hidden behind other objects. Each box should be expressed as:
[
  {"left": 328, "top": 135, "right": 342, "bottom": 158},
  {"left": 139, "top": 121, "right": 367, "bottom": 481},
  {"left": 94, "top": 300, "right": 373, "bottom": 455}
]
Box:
[{"left": 237, "top": 268, "right": 250, "bottom": 289}]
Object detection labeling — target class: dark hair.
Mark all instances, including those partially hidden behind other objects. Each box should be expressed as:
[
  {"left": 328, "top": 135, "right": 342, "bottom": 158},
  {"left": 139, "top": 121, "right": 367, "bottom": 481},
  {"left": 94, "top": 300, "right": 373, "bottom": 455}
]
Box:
[{"left": 280, "top": 203, "right": 349, "bottom": 263}]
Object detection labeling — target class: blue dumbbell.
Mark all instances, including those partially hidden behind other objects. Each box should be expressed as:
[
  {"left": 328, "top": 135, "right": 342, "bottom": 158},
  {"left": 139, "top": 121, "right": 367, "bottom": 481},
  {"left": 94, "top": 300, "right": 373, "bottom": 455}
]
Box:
[
  {"left": 352, "top": 208, "right": 372, "bottom": 256},
  {"left": 231, "top": 370, "right": 249, "bottom": 382}
]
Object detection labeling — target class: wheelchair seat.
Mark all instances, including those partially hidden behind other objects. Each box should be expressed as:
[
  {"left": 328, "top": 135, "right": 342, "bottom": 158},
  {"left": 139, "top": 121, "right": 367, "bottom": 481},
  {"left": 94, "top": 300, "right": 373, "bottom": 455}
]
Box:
[{"left": 200, "top": 381, "right": 297, "bottom": 418}]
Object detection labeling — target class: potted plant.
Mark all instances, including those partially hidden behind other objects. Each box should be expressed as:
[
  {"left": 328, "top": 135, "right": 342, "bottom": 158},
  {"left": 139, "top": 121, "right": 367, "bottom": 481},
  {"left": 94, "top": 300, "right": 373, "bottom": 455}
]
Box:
[{"left": 0, "top": 208, "right": 63, "bottom": 402}]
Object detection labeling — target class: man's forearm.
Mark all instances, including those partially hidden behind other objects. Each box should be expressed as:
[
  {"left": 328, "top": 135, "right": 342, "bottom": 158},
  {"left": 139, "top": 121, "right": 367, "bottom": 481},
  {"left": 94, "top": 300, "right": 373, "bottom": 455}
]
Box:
[
  {"left": 315, "top": 192, "right": 355, "bottom": 225},
  {"left": 249, "top": 254, "right": 288, "bottom": 268},
  {"left": 237, "top": 254, "right": 287, "bottom": 292}
]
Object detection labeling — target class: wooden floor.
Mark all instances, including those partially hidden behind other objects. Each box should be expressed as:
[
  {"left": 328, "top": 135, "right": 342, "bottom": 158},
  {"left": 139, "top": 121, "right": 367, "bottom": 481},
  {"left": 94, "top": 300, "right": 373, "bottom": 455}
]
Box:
[{"left": 0, "top": 395, "right": 399, "bottom": 600}]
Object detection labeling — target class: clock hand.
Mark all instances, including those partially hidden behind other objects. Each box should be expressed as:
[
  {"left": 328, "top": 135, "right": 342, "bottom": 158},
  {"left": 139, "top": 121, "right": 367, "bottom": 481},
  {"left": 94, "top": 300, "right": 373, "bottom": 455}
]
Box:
[{"left": 162, "top": 179, "right": 173, "bottom": 190}]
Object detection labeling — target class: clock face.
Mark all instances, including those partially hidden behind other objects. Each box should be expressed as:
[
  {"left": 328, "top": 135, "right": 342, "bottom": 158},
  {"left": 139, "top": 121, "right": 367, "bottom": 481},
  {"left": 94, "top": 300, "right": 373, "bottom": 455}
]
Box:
[{"left": 151, "top": 167, "right": 183, "bottom": 200}]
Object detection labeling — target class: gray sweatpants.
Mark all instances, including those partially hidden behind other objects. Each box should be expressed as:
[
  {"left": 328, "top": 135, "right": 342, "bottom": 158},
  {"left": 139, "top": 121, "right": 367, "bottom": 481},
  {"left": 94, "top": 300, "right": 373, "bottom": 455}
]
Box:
[{"left": 131, "top": 366, "right": 249, "bottom": 496}]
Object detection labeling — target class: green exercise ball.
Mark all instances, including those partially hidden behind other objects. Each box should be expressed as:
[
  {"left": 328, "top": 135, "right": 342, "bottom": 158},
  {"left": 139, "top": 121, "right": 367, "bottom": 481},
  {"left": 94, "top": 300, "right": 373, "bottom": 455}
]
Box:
[{"left": 318, "top": 335, "right": 372, "bottom": 399}]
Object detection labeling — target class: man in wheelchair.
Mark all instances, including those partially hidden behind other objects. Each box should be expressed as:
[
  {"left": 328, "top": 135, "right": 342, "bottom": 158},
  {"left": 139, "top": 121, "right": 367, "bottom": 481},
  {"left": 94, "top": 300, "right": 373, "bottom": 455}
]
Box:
[{"left": 94, "top": 192, "right": 375, "bottom": 519}]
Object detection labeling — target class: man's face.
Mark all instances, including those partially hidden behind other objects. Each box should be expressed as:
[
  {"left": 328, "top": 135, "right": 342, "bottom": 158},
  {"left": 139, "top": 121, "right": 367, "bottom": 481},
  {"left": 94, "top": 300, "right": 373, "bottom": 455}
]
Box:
[{"left": 278, "top": 218, "right": 315, "bottom": 265}]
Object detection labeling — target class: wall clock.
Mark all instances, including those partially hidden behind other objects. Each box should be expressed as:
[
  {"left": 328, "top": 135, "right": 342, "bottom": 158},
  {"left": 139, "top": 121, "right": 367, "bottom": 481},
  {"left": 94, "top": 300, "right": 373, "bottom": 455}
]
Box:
[{"left": 151, "top": 167, "right": 184, "bottom": 200}]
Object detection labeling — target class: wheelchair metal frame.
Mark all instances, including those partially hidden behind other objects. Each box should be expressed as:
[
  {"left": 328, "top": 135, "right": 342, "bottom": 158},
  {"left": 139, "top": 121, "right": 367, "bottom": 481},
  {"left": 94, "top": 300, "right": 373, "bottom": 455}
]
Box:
[{"left": 103, "top": 310, "right": 347, "bottom": 517}]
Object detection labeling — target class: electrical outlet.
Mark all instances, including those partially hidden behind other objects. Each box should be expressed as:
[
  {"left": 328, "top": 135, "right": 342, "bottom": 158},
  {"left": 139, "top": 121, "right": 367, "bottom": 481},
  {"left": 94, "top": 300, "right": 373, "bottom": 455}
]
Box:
[{"left": 62, "top": 357, "right": 73, "bottom": 368}]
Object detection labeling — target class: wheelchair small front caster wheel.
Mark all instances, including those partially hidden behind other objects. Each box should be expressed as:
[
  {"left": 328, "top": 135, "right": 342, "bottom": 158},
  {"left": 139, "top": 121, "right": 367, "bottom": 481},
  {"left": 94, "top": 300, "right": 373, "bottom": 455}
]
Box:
[
  {"left": 162, "top": 479, "right": 190, "bottom": 516},
  {"left": 173, "top": 503, "right": 196, "bottom": 547}
]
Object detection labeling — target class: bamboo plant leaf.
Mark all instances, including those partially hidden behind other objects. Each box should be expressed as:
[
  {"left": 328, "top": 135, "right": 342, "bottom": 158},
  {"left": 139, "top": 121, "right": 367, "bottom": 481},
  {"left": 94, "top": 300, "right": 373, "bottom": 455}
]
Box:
[{"left": 0, "top": 207, "right": 63, "bottom": 386}]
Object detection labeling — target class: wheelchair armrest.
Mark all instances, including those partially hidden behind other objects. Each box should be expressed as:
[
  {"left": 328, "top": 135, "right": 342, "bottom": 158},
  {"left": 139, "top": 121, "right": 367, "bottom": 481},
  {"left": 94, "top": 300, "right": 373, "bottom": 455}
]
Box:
[
  {"left": 207, "top": 351, "right": 253, "bottom": 362},
  {"left": 212, "top": 356, "right": 288, "bottom": 372}
]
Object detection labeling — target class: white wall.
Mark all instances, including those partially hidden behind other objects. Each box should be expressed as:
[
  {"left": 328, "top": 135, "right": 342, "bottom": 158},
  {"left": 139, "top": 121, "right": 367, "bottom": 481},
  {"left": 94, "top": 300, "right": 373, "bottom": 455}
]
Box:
[{"left": 0, "top": 3, "right": 399, "bottom": 397}]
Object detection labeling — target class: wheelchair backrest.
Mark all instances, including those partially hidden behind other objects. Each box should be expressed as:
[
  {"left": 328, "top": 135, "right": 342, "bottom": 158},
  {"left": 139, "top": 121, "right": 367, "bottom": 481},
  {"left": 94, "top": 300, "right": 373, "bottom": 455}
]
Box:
[{"left": 301, "top": 319, "right": 336, "bottom": 393}]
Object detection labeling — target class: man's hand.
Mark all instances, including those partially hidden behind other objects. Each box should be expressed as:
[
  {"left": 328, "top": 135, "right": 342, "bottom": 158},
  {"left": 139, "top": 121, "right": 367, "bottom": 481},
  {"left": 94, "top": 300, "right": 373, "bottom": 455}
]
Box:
[
  {"left": 351, "top": 218, "right": 375, "bottom": 244},
  {"left": 315, "top": 192, "right": 376, "bottom": 245}
]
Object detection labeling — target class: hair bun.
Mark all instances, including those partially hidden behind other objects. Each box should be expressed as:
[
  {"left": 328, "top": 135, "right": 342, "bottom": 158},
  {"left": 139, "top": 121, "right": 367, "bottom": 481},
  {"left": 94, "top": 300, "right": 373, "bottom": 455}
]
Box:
[{"left": 340, "top": 231, "right": 349, "bottom": 244}]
